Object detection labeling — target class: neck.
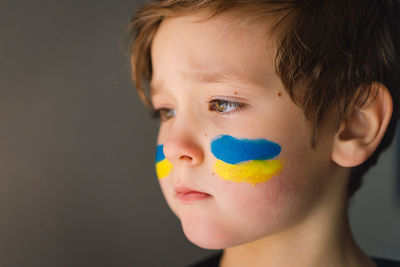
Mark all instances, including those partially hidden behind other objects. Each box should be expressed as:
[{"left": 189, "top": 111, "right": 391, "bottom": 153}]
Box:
[{"left": 220, "top": 179, "right": 375, "bottom": 267}]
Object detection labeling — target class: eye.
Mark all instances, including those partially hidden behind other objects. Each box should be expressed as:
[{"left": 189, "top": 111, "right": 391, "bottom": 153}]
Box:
[
  {"left": 151, "top": 108, "right": 176, "bottom": 121},
  {"left": 208, "top": 99, "right": 245, "bottom": 114}
]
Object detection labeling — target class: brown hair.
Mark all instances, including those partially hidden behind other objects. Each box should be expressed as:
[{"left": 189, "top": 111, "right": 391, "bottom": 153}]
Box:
[{"left": 127, "top": 0, "right": 399, "bottom": 197}]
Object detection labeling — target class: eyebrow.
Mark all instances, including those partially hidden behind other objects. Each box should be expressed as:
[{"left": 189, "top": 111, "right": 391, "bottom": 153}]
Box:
[
  {"left": 196, "top": 70, "right": 251, "bottom": 83},
  {"left": 150, "top": 70, "right": 255, "bottom": 96}
]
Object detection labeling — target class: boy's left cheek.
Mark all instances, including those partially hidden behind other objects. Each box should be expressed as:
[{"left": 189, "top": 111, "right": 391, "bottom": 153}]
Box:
[
  {"left": 155, "top": 144, "right": 173, "bottom": 179},
  {"left": 213, "top": 159, "right": 282, "bottom": 185},
  {"left": 211, "top": 135, "right": 283, "bottom": 185}
]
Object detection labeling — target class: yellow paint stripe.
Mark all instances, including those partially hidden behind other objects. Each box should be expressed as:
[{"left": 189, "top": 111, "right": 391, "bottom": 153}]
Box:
[
  {"left": 214, "top": 159, "right": 282, "bottom": 185},
  {"left": 156, "top": 159, "right": 173, "bottom": 179}
]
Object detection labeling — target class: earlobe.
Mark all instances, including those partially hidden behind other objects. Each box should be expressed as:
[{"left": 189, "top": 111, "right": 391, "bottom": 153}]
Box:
[{"left": 332, "top": 83, "right": 393, "bottom": 167}]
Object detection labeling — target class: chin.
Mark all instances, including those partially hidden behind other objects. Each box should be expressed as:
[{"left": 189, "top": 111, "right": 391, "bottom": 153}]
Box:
[
  {"left": 181, "top": 223, "right": 230, "bottom": 249},
  {"left": 180, "top": 217, "right": 246, "bottom": 250}
]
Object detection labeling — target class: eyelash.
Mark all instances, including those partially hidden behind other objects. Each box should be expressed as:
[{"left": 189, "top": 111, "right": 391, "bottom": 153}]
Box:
[{"left": 151, "top": 99, "right": 245, "bottom": 121}]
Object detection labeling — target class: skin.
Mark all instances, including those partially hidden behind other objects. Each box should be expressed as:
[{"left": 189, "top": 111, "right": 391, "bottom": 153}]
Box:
[{"left": 148, "top": 13, "right": 391, "bottom": 267}]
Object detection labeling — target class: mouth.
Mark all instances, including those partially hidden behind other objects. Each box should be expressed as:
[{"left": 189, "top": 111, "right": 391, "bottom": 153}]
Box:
[{"left": 174, "top": 186, "right": 212, "bottom": 203}]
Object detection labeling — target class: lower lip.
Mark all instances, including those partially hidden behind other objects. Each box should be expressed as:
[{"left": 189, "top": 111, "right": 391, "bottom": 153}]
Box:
[{"left": 176, "top": 191, "right": 211, "bottom": 202}]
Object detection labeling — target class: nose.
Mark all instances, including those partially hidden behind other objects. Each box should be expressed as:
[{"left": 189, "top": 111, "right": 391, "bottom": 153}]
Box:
[{"left": 163, "top": 134, "right": 204, "bottom": 166}]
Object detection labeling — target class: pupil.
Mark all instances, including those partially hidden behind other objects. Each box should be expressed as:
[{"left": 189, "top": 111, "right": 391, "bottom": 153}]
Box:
[{"left": 217, "top": 101, "right": 226, "bottom": 111}]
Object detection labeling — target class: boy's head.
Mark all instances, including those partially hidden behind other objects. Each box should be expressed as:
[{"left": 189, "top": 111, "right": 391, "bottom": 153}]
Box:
[{"left": 127, "top": 0, "right": 399, "bottom": 249}]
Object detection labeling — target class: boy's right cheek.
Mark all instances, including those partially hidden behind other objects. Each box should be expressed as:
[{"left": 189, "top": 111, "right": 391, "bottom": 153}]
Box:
[
  {"left": 156, "top": 159, "right": 173, "bottom": 179},
  {"left": 155, "top": 144, "right": 173, "bottom": 179}
]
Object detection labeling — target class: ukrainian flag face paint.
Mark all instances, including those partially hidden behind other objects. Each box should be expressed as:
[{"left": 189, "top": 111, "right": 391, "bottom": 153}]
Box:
[
  {"left": 211, "top": 135, "right": 282, "bottom": 185},
  {"left": 155, "top": 144, "right": 173, "bottom": 179}
]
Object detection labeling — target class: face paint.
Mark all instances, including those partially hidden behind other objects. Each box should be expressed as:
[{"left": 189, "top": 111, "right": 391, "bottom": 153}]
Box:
[
  {"left": 155, "top": 144, "right": 173, "bottom": 179},
  {"left": 211, "top": 135, "right": 282, "bottom": 185}
]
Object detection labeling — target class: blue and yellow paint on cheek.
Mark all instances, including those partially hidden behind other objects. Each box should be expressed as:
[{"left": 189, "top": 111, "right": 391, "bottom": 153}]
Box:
[
  {"left": 155, "top": 144, "right": 173, "bottom": 179},
  {"left": 211, "top": 135, "right": 283, "bottom": 185}
]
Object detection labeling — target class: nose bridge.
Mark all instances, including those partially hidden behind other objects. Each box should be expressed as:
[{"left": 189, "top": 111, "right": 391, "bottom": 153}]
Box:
[{"left": 162, "top": 109, "right": 204, "bottom": 166}]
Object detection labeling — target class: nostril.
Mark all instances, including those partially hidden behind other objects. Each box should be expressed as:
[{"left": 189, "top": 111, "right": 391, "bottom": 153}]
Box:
[
  {"left": 180, "top": 155, "right": 193, "bottom": 160},
  {"left": 163, "top": 140, "right": 204, "bottom": 165}
]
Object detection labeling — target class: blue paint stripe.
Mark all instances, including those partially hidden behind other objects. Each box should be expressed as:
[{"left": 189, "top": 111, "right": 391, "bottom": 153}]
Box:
[
  {"left": 155, "top": 144, "right": 165, "bottom": 163},
  {"left": 211, "top": 135, "right": 281, "bottom": 164}
]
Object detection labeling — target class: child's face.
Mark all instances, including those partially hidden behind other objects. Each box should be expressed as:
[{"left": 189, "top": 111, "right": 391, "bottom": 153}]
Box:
[{"left": 150, "top": 14, "right": 339, "bottom": 249}]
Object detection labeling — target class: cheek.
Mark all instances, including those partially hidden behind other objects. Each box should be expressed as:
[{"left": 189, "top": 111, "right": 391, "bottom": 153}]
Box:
[
  {"left": 215, "top": 159, "right": 317, "bottom": 236},
  {"left": 155, "top": 159, "right": 173, "bottom": 179},
  {"left": 155, "top": 144, "right": 173, "bottom": 179},
  {"left": 210, "top": 135, "right": 283, "bottom": 186},
  {"left": 217, "top": 175, "right": 296, "bottom": 226},
  {"left": 213, "top": 159, "right": 282, "bottom": 185},
  {"left": 158, "top": 178, "right": 179, "bottom": 216}
]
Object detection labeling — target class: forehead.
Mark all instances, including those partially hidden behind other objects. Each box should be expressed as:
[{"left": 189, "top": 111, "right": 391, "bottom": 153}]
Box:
[{"left": 150, "top": 13, "right": 278, "bottom": 94}]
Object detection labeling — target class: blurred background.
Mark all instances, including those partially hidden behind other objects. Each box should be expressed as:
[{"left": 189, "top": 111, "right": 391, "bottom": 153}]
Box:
[{"left": 0, "top": 1, "right": 399, "bottom": 266}]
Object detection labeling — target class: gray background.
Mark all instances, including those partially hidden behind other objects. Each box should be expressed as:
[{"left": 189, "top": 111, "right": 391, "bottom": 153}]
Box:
[{"left": 0, "top": 1, "right": 399, "bottom": 266}]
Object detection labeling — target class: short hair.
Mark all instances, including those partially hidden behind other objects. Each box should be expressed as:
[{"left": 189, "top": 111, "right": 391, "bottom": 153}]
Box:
[{"left": 126, "top": 0, "right": 399, "bottom": 197}]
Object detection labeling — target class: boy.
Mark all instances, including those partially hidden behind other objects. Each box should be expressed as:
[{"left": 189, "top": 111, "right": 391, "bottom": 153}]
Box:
[{"left": 128, "top": 0, "right": 399, "bottom": 266}]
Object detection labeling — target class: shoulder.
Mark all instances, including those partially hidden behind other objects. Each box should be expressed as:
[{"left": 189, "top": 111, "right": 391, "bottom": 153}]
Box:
[
  {"left": 372, "top": 257, "right": 400, "bottom": 267},
  {"left": 187, "top": 254, "right": 400, "bottom": 267},
  {"left": 187, "top": 252, "right": 223, "bottom": 267}
]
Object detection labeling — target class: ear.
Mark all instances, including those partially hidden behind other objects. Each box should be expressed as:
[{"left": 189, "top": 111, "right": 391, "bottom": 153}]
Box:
[{"left": 332, "top": 83, "right": 393, "bottom": 167}]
